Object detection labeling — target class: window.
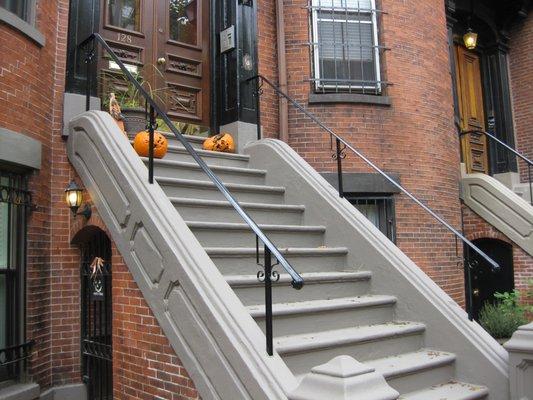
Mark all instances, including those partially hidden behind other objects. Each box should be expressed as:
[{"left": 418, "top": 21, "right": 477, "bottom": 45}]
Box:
[
  {"left": 0, "top": 0, "right": 32, "bottom": 23},
  {"left": 347, "top": 195, "right": 395, "bottom": 241},
  {"left": 107, "top": 0, "right": 141, "bottom": 32},
  {"left": 310, "top": 0, "right": 381, "bottom": 93},
  {"left": 0, "top": 171, "right": 29, "bottom": 381}
]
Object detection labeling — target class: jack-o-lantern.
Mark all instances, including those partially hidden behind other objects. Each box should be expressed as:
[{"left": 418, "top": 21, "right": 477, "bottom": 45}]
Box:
[
  {"left": 203, "top": 133, "right": 235, "bottom": 153},
  {"left": 133, "top": 130, "right": 168, "bottom": 159}
]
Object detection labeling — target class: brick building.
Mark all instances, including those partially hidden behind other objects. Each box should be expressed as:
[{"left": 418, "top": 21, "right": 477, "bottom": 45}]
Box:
[{"left": 0, "top": 0, "right": 531, "bottom": 399}]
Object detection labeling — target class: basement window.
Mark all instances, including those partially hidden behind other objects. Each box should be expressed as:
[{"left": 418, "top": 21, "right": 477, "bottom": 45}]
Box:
[
  {"left": 0, "top": 170, "right": 30, "bottom": 382},
  {"left": 310, "top": 0, "right": 383, "bottom": 94},
  {"left": 346, "top": 195, "right": 395, "bottom": 242}
]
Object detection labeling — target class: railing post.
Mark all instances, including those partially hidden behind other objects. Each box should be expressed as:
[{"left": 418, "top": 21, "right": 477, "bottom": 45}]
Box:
[
  {"left": 255, "top": 77, "right": 263, "bottom": 140},
  {"left": 335, "top": 138, "right": 344, "bottom": 198},
  {"left": 148, "top": 106, "right": 156, "bottom": 184},
  {"left": 465, "top": 249, "right": 475, "bottom": 321},
  {"left": 84, "top": 42, "right": 95, "bottom": 112},
  {"left": 527, "top": 163, "right": 533, "bottom": 206},
  {"left": 264, "top": 245, "right": 274, "bottom": 356}
]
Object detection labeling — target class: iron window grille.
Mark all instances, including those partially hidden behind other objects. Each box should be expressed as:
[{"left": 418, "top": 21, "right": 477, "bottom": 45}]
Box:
[
  {"left": 0, "top": 170, "right": 31, "bottom": 382},
  {"left": 309, "top": 0, "right": 385, "bottom": 94},
  {"left": 346, "top": 195, "right": 395, "bottom": 242}
]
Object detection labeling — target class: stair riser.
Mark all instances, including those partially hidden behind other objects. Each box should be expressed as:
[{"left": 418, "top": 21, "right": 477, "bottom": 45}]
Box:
[
  {"left": 280, "top": 333, "right": 424, "bottom": 377},
  {"left": 159, "top": 184, "right": 285, "bottom": 203},
  {"left": 254, "top": 305, "right": 394, "bottom": 337},
  {"left": 163, "top": 136, "right": 204, "bottom": 150},
  {"left": 150, "top": 163, "right": 266, "bottom": 185},
  {"left": 210, "top": 254, "right": 347, "bottom": 275},
  {"left": 386, "top": 363, "right": 455, "bottom": 395},
  {"left": 192, "top": 229, "right": 324, "bottom": 248},
  {"left": 233, "top": 279, "right": 371, "bottom": 305},
  {"left": 174, "top": 205, "right": 304, "bottom": 225},
  {"left": 164, "top": 149, "right": 249, "bottom": 168}
]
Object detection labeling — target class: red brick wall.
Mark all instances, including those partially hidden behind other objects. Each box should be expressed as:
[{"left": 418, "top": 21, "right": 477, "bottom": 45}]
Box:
[
  {"left": 0, "top": 0, "right": 70, "bottom": 387},
  {"left": 112, "top": 243, "right": 200, "bottom": 400},
  {"left": 257, "top": 0, "right": 465, "bottom": 304},
  {"left": 462, "top": 204, "right": 533, "bottom": 304},
  {"left": 509, "top": 13, "right": 533, "bottom": 183}
]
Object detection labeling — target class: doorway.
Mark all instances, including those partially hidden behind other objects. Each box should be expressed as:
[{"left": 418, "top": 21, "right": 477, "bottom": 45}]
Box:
[
  {"left": 77, "top": 228, "right": 113, "bottom": 400},
  {"left": 454, "top": 44, "right": 489, "bottom": 174},
  {"left": 98, "top": 0, "right": 210, "bottom": 126},
  {"left": 466, "top": 238, "right": 514, "bottom": 320}
]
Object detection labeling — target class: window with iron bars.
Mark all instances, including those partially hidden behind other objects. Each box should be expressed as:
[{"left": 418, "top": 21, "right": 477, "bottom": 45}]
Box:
[
  {"left": 346, "top": 195, "right": 395, "bottom": 242},
  {"left": 0, "top": 170, "right": 31, "bottom": 382},
  {"left": 309, "top": 0, "right": 383, "bottom": 94}
]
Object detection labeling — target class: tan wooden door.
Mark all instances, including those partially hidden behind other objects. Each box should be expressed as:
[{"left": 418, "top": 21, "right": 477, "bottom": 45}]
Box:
[
  {"left": 455, "top": 44, "right": 489, "bottom": 174},
  {"left": 98, "top": 0, "right": 210, "bottom": 126}
]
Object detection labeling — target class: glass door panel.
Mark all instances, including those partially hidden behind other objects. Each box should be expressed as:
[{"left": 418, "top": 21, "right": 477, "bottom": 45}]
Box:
[
  {"left": 169, "top": 0, "right": 198, "bottom": 45},
  {"left": 107, "top": 0, "right": 142, "bottom": 31}
]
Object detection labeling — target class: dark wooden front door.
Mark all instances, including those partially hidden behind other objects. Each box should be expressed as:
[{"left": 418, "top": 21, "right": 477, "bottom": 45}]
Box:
[
  {"left": 99, "top": 0, "right": 210, "bottom": 126},
  {"left": 455, "top": 44, "right": 489, "bottom": 174},
  {"left": 467, "top": 238, "right": 514, "bottom": 320}
]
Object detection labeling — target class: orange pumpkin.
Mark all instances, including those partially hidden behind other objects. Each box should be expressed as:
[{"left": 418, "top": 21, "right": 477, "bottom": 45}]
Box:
[
  {"left": 133, "top": 130, "right": 168, "bottom": 159},
  {"left": 202, "top": 133, "right": 235, "bottom": 153}
]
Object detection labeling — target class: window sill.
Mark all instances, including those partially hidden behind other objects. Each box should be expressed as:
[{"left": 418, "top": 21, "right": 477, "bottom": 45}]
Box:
[
  {"left": 309, "top": 93, "right": 391, "bottom": 106},
  {"left": 0, "top": 8, "right": 45, "bottom": 47}
]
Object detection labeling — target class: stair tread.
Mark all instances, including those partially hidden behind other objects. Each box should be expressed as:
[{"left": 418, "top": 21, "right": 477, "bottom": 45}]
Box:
[
  {"left": 247, "top": 295, "right": 396, "bottom": 318},
  {"left": 165, "top": 144, "right": 250, "bottom": 160},
  {"left": 142, "top": 158, "right": 267, "bottom": 175},
  {"left": 225, "top": 271, "right": 371, "bottom": 286},
  {"left": 186, "top": 221, "right": 325, "bottom": 232},
  {"left": 169, "top": 197, "right": 305, "bottom": 211},
  {"left": 367, "top": 349, "right": 456, "bottom": 379},
  {"left": 205, "top": 247, "right": 349, "bottom": 256},
  {"left": 399, "top": 381, "right": 488, "bottom": 400},
  {"left": 157, "top": 132, "right": 207, "bottom": 144},
  {"left": 275, "top": 322, "right": 426, "bottom": 355},
  {"left": 156, "top": 177, "right": 285, "bottom": 192}
]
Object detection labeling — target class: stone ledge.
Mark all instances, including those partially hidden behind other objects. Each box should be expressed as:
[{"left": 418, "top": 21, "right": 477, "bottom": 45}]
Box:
[
  {"left": 0, "top": 382, "right": 40, "bottom": 400},
  {"left": 0, "top": 8, "right": 44, "bottom": 47},
  {"left": 0, "top": 128, "right": 42, "bottom": 170}
]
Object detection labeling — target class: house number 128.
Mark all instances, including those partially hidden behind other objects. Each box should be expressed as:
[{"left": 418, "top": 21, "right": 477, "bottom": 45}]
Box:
[{"left": 117, "top": 33, "right": 133, "bottom": 44}]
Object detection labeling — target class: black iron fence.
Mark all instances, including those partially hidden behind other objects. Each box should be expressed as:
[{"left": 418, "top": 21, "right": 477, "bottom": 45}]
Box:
[{"left": 0, "top": 341, "right": 34, "bottom": 381}]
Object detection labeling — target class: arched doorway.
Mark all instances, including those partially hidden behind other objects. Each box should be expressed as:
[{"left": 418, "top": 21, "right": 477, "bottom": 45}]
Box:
[
  {"left": 466, "top": 238, "right": 514, "bottom": 320},
  {"left": 73, "top": 227, "right": 113, "bottom": 400}
]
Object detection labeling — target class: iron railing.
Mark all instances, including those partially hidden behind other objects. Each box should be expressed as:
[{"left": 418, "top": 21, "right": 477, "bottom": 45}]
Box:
[
  {"left": 78, "top": 33, "right": 303, "bottom": 356},
  {"left": 461, "top": 129, "right": 533, "bottom": 206},
  {"left": 0, "top": 341, "right": 34, "bottom": 381},
  {"left": 248, "top": 74, "right": 500, "bottom": 320}
]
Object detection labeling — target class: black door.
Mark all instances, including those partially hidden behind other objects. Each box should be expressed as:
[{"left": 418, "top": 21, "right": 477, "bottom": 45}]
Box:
[
  {"left": 466, "top": 238, "right": 514, "bottom": 320},
  {"left": 80, "top": 229, "right": 113, "bottom": 400}
]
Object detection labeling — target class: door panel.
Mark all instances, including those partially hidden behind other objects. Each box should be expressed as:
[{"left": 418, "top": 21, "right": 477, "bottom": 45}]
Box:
[
  {"left": 98, "top": 0, "right": 210, "bottom": 126},
  {"left": 156, "top": 0, "right": 210, "bottom": 125},
  {"left": 455, "top": 44, "right": 489, "bottom": 174}
]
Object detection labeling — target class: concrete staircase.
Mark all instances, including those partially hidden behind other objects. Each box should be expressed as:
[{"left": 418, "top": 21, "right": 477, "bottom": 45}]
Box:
[
  {"left": 145, "top": 133, "right": 490, "bottom": 399},
  {"left": 68, "top": 112, "right": 509, "bottom": 400}
]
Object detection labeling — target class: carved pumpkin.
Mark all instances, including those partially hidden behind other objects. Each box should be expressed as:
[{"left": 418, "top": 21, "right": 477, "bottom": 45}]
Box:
[
  {"left": 133, "top": 130, "right": 168, "bottom": 159},
  {"left": 202, "top": 133, "right": 235, "bottom": 153}
]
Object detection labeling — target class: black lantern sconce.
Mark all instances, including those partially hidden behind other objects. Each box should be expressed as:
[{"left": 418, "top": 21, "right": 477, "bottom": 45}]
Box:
[{"left": 65, "top": 181, "right": 92, "bottom": 219}]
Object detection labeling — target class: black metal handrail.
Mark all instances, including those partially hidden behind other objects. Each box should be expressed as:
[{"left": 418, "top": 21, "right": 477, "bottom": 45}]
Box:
[
  {"left": 248, "top": 75, "right": 500, "bottom": 310},
  {"left": 461, "top": 129, "right": 533, "bottom": 206},
  {"left": 78, "top": 34, "right": 303, "bottom": 356}
]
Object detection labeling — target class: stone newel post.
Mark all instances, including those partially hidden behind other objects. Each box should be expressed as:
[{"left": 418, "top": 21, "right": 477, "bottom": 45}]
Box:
[
  {"left": 504, "top": 322, "right": 533, "bottom": 400},
  {"left": 288, "top": 355, "right": 399, "bottom": 400}
]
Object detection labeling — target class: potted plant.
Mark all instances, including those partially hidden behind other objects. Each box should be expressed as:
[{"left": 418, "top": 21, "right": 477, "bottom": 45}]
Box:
[{"left": 100, "top": 66, "right": 171, "bottom": 139}]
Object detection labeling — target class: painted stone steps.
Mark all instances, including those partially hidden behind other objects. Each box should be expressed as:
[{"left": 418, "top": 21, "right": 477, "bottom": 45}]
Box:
[{"left": 399, "top": 381, "right": 489, "bottom": 400}]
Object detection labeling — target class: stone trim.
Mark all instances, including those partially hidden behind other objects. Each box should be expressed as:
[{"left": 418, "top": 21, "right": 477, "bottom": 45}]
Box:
[
  {"left": 320, "top": 172, "right": 401, "bottom": 194},
  {"left": 0, "top": 128, "right": 42, "bottom": 170},
  {"left": 308, "top": 93, "right": 391, "bottom": 106},
  {"left": 0, "top": 7, "right": 45, "bottom": 47},
  {"left": 39, "top": 383, "right": 87, "bottom": 400},
  {"left": 0, "top": 382, "right": 40, "bottom": 400}
]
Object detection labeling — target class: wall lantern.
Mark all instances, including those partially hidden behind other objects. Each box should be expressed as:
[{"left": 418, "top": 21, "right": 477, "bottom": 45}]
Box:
[
  {"left": 65, "top": 181, "right": 92, "bottom": 219},
  {"left": 463, "top": 28, "right": 478, "bottom": 50}
]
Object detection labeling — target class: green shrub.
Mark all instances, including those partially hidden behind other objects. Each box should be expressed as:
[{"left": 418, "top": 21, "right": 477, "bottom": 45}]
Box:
[{"left": 479, "top": 290, "right": 529, "bottom": 339}]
